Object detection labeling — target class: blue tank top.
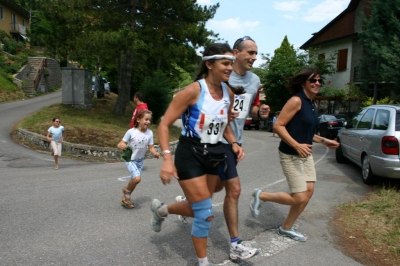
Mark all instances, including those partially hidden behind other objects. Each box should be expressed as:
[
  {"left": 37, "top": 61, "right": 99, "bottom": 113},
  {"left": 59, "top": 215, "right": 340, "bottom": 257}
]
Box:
[
  {"left": 181, "top": 79, "right": 230, "bottom": 140},
  {"left": 278, "top": 90, "right": 318, "bottom": 155}
]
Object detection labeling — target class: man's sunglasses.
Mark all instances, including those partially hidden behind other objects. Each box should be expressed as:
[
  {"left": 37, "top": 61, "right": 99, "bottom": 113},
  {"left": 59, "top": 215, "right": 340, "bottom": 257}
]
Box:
[
  {"left": 234, "top": 36, "right": 254, "bottom": 49},
  {"left": 308, "top": 78, "right": 323, "bottom": 84}
]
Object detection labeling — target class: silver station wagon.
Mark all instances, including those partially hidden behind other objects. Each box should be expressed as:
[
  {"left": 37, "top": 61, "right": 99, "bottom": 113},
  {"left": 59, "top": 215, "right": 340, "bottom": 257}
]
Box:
[{"left": 336, "top": 104, "right": 400, "bottom": 184}]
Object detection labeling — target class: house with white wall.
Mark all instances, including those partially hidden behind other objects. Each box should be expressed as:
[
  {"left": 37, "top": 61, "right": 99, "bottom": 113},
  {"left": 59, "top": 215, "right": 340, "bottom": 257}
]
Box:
[{"left": 300, "top": 0, "right": 372, "bottom": 89}]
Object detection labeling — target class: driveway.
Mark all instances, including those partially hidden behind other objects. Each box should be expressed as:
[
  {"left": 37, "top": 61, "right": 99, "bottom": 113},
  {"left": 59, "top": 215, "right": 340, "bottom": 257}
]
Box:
[{"left": 0, "top": 94, "right": 369, "bottom": 265}]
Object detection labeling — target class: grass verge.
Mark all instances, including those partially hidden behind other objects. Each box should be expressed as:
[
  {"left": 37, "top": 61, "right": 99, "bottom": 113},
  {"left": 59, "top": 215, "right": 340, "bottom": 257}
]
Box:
[
  {"left": 333, "top": 185, "right": 400, "bottom": 266},
  {"left": 13, "top": 93, "right": 181, "bottom": 148},
  {"left": 0, "top": 73, "right": 26, "bottom": 103}
]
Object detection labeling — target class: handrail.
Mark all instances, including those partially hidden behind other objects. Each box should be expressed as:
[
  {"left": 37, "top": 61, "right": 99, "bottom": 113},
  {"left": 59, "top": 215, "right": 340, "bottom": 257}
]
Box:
[{"left": 33, "top": 58, "right": 46, "bottom": 91}]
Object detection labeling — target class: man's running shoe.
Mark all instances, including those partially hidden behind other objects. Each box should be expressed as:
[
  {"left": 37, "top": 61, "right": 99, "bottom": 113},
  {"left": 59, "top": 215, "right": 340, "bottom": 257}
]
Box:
[
  {"left": 278, "top": 226, "right": 306, "bottom": 242},
  {"left": 229, "top": 240, "right": 259, "bottom": 261},
  {"left": 175, "top": 195, "right": 189, "bottom": 224},
  {"left": 250, "top": 188, "right": 262, "bottom": 217},
  {"left": 150, "top": 199, "right": 165, "bottom": 232}
]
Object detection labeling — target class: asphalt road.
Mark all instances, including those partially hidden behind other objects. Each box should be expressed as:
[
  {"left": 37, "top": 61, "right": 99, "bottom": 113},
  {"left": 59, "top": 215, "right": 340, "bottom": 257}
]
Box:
[{"left": 0, "top": 92, "right": 370, "bottom": 266}]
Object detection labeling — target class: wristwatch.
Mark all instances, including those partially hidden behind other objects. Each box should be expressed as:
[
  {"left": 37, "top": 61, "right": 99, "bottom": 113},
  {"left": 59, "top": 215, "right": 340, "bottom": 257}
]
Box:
[{"left": 160, "top": 150, "right": 171, "bottom": 156}]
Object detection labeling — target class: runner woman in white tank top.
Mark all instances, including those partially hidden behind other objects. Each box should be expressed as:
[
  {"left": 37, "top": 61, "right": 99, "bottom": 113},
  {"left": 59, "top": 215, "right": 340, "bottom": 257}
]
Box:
[{"left": 150, "top": 43, "right": 245, "bottom": 266}]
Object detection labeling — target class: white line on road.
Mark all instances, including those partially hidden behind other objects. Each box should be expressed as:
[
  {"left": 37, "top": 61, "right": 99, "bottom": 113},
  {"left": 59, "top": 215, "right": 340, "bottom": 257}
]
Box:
[{"left": 117, "top": 176, "right": 131, "bottom": 181}]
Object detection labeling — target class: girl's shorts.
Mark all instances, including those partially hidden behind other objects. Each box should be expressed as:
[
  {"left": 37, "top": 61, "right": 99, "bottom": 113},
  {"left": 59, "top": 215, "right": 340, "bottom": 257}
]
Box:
[
  {"left": 51, "top": 141, "right": 62, "bottom": 156},
  {"left": 125, "top": 159, "right": 144, "bottom": 179}
]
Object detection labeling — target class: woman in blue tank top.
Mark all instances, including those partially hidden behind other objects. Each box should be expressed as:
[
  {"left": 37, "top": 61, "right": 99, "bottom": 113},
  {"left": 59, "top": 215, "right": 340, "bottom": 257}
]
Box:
[
  {"left": 150, "top": 43, "right": 244, "bottom": 266},
  {"left": 250, "top": 68, "right": 339, "bottom": 242}
]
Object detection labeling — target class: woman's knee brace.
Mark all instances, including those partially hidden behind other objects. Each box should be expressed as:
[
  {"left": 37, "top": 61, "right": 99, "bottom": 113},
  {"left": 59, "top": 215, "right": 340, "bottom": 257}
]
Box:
[{"left": 190, "top": 198, "right": 213, "bottom": 238}]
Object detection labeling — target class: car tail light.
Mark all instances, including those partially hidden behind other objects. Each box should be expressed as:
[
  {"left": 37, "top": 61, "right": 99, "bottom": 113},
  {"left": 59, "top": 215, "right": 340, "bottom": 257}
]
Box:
[{"left": 381, "top": 136, "right": 399, "bottom": 155}]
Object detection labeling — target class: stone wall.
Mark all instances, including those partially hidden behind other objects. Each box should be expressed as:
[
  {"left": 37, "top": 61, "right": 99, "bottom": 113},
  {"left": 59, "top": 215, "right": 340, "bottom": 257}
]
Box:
[
  {"left": 17, "top": 128, "right": 178, "bottom": 160},
  {"left": 43, "top": 58, "right": 62, "bottom": 90},
  {"left": 14, "top": 64, "right": 31, "bottom": 82}
]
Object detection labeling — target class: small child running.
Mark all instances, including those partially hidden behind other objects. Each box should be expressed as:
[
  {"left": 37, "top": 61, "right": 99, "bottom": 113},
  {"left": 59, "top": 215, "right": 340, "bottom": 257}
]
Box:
[
  {"left": 46, "top": 117, "right": 65, "bottom": 170},
  {"left": 117, "top": 109, "right": 160, "bottom": 208}
]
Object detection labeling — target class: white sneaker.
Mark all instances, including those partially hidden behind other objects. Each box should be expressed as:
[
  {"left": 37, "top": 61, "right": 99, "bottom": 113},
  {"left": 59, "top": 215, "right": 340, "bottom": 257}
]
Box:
[
  {"left": 229, "top": 240, "right": 259, "bottom": 261},
  {"left": 175, "top": 195, "right": 189, "bottom": 224}
]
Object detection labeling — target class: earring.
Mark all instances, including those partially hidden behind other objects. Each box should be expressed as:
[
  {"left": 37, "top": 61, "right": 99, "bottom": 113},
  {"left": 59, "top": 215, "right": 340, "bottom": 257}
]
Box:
[{"left": 208, "top": 68, "right": 212, "bottom": 70}]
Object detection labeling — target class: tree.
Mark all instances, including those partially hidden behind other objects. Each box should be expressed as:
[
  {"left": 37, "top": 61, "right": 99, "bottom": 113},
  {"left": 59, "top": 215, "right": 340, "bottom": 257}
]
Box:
[
  {"left": 358, "top": 0, "right": 400, "bottom": 103},
  {"left": 262, "top": 36, "right": 304, "bottom": 112},
  {"left": 34, "top": 0, "right": 219, "bottom": 116},
  {"left": 260, "top": 36, "right": 337, "bottom": 112}
]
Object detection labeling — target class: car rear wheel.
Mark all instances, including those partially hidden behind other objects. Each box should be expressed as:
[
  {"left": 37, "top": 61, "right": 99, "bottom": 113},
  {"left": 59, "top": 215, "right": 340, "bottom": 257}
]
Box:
[
  {"left": 362, "top": 154, "right": 376, "bottom": 185},
  {"left": 335, "top": 143, "right": 348, "bottom": 163},
  {"left": 255, "top": 125, "right": 259, "bottom": 130}
]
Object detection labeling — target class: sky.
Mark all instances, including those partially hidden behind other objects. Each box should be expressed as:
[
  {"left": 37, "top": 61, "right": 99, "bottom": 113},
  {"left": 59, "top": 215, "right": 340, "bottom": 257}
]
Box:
[{"left": 196, "top": 0, "right": 352, "bottom": 67}]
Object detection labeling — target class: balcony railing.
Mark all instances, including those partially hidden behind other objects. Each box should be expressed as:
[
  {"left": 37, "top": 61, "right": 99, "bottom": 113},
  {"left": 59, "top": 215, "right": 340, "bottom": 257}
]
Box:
[{"left": 10, "top": 23, "right": 26, "bottom": 35}]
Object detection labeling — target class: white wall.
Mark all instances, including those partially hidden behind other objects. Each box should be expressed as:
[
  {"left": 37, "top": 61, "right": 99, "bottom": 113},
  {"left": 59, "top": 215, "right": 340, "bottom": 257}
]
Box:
[{"left": 317, "top": 38, "right": 353, "bottom": 89}]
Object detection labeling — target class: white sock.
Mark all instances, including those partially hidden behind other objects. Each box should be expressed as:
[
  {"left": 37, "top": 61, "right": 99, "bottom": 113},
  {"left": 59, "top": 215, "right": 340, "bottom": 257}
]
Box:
[
  {"left": 198, "top": 256, "right": 209, "bottom": 266},
  {"left": 231, "top": 241, "right": 238, "bottom": 248},
  {"left": 158, "top": 204, "right": 169, "bottom": 217}
]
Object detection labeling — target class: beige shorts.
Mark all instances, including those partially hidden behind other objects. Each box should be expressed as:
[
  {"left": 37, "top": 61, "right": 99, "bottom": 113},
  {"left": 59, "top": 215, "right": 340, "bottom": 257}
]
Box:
[
  {"left": 279, "top": 151, "right": 316, "bottom": 193},
  {"left": 51, "top": 140, "right": 62, "bottom": 156}
]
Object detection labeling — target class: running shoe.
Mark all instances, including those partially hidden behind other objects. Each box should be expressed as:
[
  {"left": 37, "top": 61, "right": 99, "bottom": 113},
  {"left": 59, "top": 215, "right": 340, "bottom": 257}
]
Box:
[
  {"left": 150, "top": 199, "right": 165, "bottom": 232},
  {"left": 278, "top": 226, "right": 306, "bottom": 242},
  {"left": 175, "top": 195, "right": 189, "bottom": 224},
  {"left": 249, "top": 188, "right": 262, "bottom": 217},
  {"left": 229, "top": 240, "right": 259, "bottom": 261}
]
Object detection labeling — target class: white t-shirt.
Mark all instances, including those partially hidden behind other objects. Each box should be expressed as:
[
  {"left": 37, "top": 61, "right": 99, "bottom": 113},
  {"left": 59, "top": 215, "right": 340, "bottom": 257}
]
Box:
[
  {"left": 48, "top": 126, "right": 64, "bottom": 142},
  {"left": 122, "top": 128, "right": 154, "bottom": 161}
]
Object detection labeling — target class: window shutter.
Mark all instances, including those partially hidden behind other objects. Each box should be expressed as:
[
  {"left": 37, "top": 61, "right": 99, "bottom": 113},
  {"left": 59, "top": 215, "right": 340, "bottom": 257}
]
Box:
[{"left": 337, "top": 49, "right": 348, "bottom": 71}]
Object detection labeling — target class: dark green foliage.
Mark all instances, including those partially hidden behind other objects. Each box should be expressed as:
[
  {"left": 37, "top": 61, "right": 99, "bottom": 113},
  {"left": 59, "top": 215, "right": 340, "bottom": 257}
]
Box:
[
  {"left": 358, "top": 0, "right": 400, "bottom": 98},
  {"left": 260, "top": 36, "right": 337, "bottom": 112},
  {"left": 0, "top": 30, "right": 25, "bottom": 55},
  {"left": 139, "top": 71, "right": 173, "bottom": 124},
  {"left": 263, "top": 36, "right": 304, "bottom": 112},
  {"left": 32, "top": 0, "right": 219, "bottom": 116}
]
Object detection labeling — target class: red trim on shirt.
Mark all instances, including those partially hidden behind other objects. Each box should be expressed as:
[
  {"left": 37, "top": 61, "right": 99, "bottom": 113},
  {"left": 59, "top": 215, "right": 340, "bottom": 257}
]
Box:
[{"left": 253, "top": 89, "right": 260, "bottom": 107}]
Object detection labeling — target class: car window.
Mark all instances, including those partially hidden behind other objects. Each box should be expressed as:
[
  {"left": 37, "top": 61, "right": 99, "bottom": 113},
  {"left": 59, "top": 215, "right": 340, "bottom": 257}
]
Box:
[
  {"left": 324, "top": 115, "right": 336, "bottom": 121},
  {"left": 347, "top": 109, "right": 366, "bottom": 128},
  {"left": 357, "top": 108, "right": 375, "bottom": 129},
  {"left": 396, "top": 111, "right": 400, "bottom": 131},
  {"left": 373, "top": 109, "right": 390, "bottom": 130}
]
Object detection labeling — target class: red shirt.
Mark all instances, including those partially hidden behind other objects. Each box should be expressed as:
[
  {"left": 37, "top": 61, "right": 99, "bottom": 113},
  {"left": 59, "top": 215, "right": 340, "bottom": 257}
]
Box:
[{"left": 129, "top": 103, "right": 148, "bottom": 128}]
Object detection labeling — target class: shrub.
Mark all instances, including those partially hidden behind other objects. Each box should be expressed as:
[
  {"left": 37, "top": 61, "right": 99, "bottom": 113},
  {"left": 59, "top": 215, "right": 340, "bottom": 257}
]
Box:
[
  {"left": 361, "top": 97, "right": 398, "bottom": 107},
  {"left": 139, "top": 71, "right": 173, "bottom": 123}
]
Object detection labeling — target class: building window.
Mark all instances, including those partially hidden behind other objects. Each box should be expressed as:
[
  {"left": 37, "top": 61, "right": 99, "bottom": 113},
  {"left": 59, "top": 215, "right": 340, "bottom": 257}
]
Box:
[
  {"left": 0, "top": 7, "right": 4, "bottom": 20},
  {"left": 337, "top": 49, "right": 348, "bottom": 71},
  {"left": 22, "top": 19, "right": 25, "bottom": 26},
  {"left": 318, "top": 54, "right": 325, "bottom": 60}
]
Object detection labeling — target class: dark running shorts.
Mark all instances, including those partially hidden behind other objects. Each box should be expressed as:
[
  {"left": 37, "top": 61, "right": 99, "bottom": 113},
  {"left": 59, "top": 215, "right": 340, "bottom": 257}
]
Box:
[
  {"left": 218, "top": 143, "right": 239, "bottom": 181},
  {"left": 175, "top": 138, "right": 220, "bottom": 180}
]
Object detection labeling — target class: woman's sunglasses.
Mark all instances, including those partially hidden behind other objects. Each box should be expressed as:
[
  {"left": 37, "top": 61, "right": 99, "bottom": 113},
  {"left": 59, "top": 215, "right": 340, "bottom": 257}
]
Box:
[{"left": 308, "top": 78, "right": 323, "bottom": 84}]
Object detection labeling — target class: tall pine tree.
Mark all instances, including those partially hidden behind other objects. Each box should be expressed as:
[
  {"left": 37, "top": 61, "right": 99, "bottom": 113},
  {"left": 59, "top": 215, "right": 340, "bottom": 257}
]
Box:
[
  {"left": 263, "top": 36, "right": 304, "bottom": 112},
  {"left": 358, "top": 0, "right": 400, "bottom": 102}
]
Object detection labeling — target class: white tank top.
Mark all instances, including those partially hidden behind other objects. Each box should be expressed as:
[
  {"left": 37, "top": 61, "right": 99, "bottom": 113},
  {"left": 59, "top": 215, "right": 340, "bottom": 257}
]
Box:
[{"left": 180, "top": 79, "right": 230, "bottom": 144}]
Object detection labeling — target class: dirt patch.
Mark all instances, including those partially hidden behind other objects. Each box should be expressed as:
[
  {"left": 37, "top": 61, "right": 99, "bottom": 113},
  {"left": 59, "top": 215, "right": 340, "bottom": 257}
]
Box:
[{"left": 331, "top": 192, "right": 399, "bottom": 266}]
